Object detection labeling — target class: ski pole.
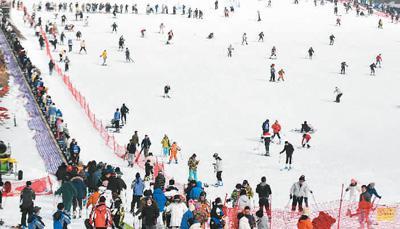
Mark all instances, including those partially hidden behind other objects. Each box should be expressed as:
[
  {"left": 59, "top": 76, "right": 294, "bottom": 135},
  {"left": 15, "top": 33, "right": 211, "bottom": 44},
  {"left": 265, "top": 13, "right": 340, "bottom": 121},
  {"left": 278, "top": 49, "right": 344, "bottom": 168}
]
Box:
[{"left": 311, "top": 192, "right": 320, "bottom": 211}]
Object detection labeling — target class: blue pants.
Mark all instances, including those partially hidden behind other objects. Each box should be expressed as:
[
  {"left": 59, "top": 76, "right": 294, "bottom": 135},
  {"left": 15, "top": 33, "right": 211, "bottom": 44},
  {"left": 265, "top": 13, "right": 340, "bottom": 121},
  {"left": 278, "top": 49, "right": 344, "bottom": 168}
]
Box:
[
  {"left": 163, "top": 147, "right": 170, "bottom": 156},
  {"left": 189, "top": 169, "right": 198, "bottom": 181}
]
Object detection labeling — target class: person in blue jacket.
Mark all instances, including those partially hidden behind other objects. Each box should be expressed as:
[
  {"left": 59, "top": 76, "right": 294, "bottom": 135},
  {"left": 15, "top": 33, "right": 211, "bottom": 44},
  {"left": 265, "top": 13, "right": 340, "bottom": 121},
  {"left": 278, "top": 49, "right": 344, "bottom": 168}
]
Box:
[
  {"left": 28, "top": 206, "right": 45, "bottom": 229},
  {"left": 367, "top": 183, "right": 382, "bottom": 199},
  {"left": 131, "top": 173, "right": 145, "bottom": 213},
  {"left": 180, "top": 202, "right": 196, "bottom": 229},
  {"left": 153, "top": 188, "right": 167, "bottom": 213},
  {"left": 262, "top": 119, "right": 270, "bottom": 134},
  {"left": 189, "top": 181, "right": 203, "bottom": 200},
  {"left": 53, "top": 203, "right": 71, "bottom": 229},
  {"left": 113, "top": 108, "right": 121, "bottom": 131}
]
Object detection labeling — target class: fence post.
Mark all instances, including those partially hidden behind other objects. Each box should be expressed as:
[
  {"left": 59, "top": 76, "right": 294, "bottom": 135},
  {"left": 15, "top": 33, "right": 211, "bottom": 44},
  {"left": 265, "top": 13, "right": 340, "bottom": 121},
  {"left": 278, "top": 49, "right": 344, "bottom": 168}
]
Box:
[{"left": 337, "top": 184, "right": 344, "bottom": 229}]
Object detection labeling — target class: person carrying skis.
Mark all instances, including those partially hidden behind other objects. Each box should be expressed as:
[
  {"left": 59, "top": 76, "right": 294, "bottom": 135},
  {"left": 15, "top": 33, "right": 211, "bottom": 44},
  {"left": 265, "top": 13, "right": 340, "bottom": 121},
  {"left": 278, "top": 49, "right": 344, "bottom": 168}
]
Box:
[
  {"left": 213, "top": 153, "right": 223, "bottom": 186},
  {"left": 113, "top": 108, "right": 121, "bottom": 132},
  {"left": 375, "top": 54, "right": 382, "bottom": 67},
  {"left": 370, "top": 63, "right": 376, "bottom": 75},
  {"left": 270, "top": 64, "right": 276, "bottom": 82},
  {"left": 308, "top": 47, "right": 314, "bottom": 59},
  {"left": 289, "top": 175, "right": 312, "bottom": 212},
  {"left": 279, "top": 141, "right": 294, "bottom": 170},
  {"left": 269, "top": 46, "right": 277, "bottom": 59},
  {"left": 161, "top": 134, "right": 171, "bottom": 157},
  {"left": 329, "top": 34, "right": 335, "bottom": 45},
  {"left": 256, "top": 176, "right": 272, "bottom": 218},
  {"left": 89, "top": 196, "right": 113, "bottom": 228},
  {"left": 169, "top": 141, "right": 181, "bottom": 164},
  {"left": 277, "top": 69, "right": 285, "bottom": 81},
  {"left": 242, "top": 33, "right": 248, "bottom": 45},
  {"left": 188, "top": 154, "right": 199, "bottom": 181},
  {"left": 140, "top": 135, "right": 151, "bottom": 157},
  {"left": 120, "top": 103, "right": 129, "bottom": 125},
  {"left": 340, "top": 61, "right": 348, "bottom": 74},
  {"left": 334, "top": 86, "right": 343, "bottom": 103},
  {"left": 227, "top": 44, "right": 234, "bottom": 57},
  {"left": 53, "top": 203, "right": 71, "bottom": 229},
  {"left": 271, "top": 120, "right": 281, "bottom": 144},
  {"left": 111, "top": 22, "right": 118, "bottom": 32},
  {"left": 258, "top": 32, "right": 264, "bottom": 42},
  {"left": 301, "top": 133, "right": 311, "bottom": 148},
  {"left": 100, "top": 50, "right": 107, "bottom": 65},
  {"left": 164, "top": 85, "right": 171, "bottom": 98}
]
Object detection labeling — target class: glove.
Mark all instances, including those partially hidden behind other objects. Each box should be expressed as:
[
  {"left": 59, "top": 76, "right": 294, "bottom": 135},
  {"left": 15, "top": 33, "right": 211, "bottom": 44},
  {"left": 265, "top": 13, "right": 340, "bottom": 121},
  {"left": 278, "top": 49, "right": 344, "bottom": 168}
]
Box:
[{"left": 290, "top": 194, "right": 293, "bottom": 199}]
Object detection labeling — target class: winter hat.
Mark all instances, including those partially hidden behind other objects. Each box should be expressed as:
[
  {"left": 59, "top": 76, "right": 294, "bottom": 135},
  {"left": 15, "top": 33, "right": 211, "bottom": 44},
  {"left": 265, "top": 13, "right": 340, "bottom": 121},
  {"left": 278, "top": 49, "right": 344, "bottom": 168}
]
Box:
[
  {"left": 135, "top": 172, "right": 140, "bottom": 179},
  {"left": 256, "top": 209, "right": 264, "bottom": 218},
  {"left": 99, "top": 196, "right": 106, "bottom": 203},
  {"left": 299, "top": 175, "right": 305, "bottom": 181},
  {"left": 213, "top": 153, "right": 218, "bottom": 158},
  {"left": 57, "top": 203, "right": 64, "bottom": 210},
  {"left": 235, "top": 183, "right": 242, "bottom": 189},
  {"left": 115, "top": 167, "right": 123, "bottom": 175},
  {"left": 214, "top": 197, "right": 222, "bottom": 205},
  {"left": 351, "top": 178, "right": 357, "bottom": 184},
  {"left": 26, "top": 181, "right": 32, "bottom": 186},
  {"left": 169, "top": 179, "right": 175, "bottom": 185},
  {"left": 200, "top": 191, "right": 206, "bottom": 197},
  {"left": 144, "top": 189, "right": 153, "bottom": 197},
  {"left": 261, "top": 176, "right": 266, "bottom": 182}
]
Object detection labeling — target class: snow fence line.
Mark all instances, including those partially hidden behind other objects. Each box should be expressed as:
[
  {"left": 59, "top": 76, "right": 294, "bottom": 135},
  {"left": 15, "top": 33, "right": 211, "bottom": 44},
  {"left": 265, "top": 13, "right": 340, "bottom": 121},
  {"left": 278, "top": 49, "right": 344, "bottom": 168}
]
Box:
[
  {"left": 0, "top": 29, "right": 65, "bottom": 175},
  {"left": 19, "top": 3, "right": 400, "bottom": 228},
  {"left": 1, "top": 176, "right": 53, "bottom": 197}
]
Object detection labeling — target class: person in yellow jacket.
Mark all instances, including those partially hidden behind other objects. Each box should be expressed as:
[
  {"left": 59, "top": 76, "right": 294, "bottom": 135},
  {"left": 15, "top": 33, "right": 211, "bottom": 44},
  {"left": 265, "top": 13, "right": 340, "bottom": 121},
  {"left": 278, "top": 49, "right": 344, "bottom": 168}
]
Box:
[
  {"left": 99, "top": 50, "right": 107, "bottom": 65},
  {"left": 169, "top": 142, "right": 181, "bottom": 164},
  {"left": 161, "top": 134, "right": 171, "bottom": 157}
]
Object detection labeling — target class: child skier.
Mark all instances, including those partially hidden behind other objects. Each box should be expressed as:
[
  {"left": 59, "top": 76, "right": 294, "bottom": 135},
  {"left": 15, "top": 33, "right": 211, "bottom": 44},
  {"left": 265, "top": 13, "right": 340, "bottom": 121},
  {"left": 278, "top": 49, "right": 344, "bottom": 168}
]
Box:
[
  {"left": 345, "top": 179, "right": 361, "bottom": 203},
  {"left": 301, "top": 133, "right": 311, "bottom": 148},
  {"left": 270, "top": 64, "right": 276, "bottom": 82},
  {"left": 375, "top": 54, "right": 382, "bottom": 67},
  {"left": 269, "top": 46, "right": 277, "bottom": 59},
  {"left": 277, "top": 69, "right": 285, "bottom": 81},
  {"left": 169, "top": 142, "right": 181, "bottom": 164}
]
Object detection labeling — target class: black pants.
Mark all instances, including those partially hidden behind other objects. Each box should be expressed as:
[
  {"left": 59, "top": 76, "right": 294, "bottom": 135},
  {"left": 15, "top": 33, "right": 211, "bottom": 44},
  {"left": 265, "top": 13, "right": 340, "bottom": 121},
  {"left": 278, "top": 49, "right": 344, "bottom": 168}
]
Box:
[
  {"left": 131, "top": 195, "right": 142, "bottom": 211},
  {"left": 264, "top": 140, "right": 270, "bottom": 155},
  {"left": 73, "top": 197, "right": 83, "bottom": 211},
  {"left": 291, "top": 196, "right": 308, "bottom": 211},
  {"left": 79, "top": 47, "right": 87, "bottom": 53},
  {"left": 272, "top": 132, "right": 281, "bottom": 140},
  {"left": 270, "top": 73, "right": 275, "bottom": 82},
  {"left": 336, "top": 93, "right": 343, "bottom": 103},
  {"left": 121, "top": 113, "right": 127, "bottom": 123},
  {"left": 259, "top": 197, "right": 270, "bottom": 213},
  {"left": 114, "top": 120, "right": 120, "bottom": 129},
  {"left": 216, "top": 171, "right": 222, "bottom": 182},
  {"left": 286, "top": 154, "right": 292, "bottom": 164},
  {"left": 21, "top": 206, "right": 33, "bottom": 226}
]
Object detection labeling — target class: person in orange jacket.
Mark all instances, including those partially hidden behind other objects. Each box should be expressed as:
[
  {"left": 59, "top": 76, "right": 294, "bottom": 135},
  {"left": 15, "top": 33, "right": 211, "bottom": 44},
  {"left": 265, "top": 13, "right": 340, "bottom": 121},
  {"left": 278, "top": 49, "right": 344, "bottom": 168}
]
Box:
[
  {"left": 271, "top": 120, "right": 282, "bottom": 144},
  {"left": 297, "top": 209, "right": 313, "bottom": 229},
  {"left": 169, "top": 142, "right": 181, "bottom": 164},
  {"left": 302, "top": 133, "right": 311, "bottom": 148},
  {"left": 86, "top": 187, "right": 100, "bottom": 210},
  {"left": 89, "top": 196, "right": 113, "bottom": 228}
]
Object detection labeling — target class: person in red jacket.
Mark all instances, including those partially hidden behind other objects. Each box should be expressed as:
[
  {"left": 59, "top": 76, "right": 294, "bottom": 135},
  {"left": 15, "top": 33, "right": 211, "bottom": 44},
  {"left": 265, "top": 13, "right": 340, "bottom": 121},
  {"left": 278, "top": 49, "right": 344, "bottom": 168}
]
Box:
[
  {"left": 375, "top": 54, "right": 382, "bottom": 68},
  {"left": 302, "top": 133, "right": 311, "bottom": 148},
  {"left": 271, "top": 120, "right": 282, "bottom": 144},
  {"left": 89, "top": 196, "right": 113, "bottom": 229}
]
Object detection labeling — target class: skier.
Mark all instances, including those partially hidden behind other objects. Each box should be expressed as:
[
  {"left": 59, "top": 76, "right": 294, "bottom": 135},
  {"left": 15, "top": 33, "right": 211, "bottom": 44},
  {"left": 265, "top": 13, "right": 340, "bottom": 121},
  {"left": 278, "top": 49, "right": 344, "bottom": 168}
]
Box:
[
  {"left": 159, "top": 23, "right": 165, "bottom": 34},
  {"left": 290, "top": 175, "right": 312, "bottom": 212},
  {"left": 334, "top": 6, "right": 338, "bottom": 15},
  {"left": 67, "top": 38, "right": 72, "bottom": 52},
  {"left": 188, "top": 154, "right": 199, "bottom": 181},
  {"left": 262, "top": 119, "right": 270, "bottom": 134},
  {"left": 111, "top": 22, "right": 118, "bottom": 33},
  {"left": 100, "top": 50, "right": 107, "bottom": 65},
  {"left": 118, "top": 36, "right": 125, "bottom": 51},
  {"left": 378, "top": 19, "right": 383, "bottom": 29},
  {"left": 367, "top": 183, "right": 382, "bottom": 200},
  {"left": 301, "top": 133, "right": 311, "bottom": 148},
  {"left": 113, "top": 108, "right": 121, "bottom": 132},
  {"left": 262, "top": 132, "right": 271, "bottom": 156},
  {"left": 76, "top": 31, "right": 82, "bottom": 40},
  {"left": 125, "top": 48, "right": 133, "bottom": 62},
  {"left": 126, "top": 139, "right": 137, "bottom": 167},
  {"left": 257, "top": 10, "right": 261, "bottom": 21},
  {"left": 166, "top": 30, "right": 174, "bottom": 44},
  {"left": 329, "top": 34, "right": 335, "bottom": 45},
  {"left": 336, "top": 17, "right": 341, "bottom": 26},
  {"left": 169, "top": 141, "right": 181, "bottom": 164},
  {"left": 269, "top": 64, "right": 276, "bottom": 82},
  {"left": 301, "top": 121, "right": 312, "bottom": 133},
  {"left": 334, "top": 86, "right": 343, "bottom": 103},
  {"left": 207, "top": 33, "right": 214, "bottom": 39},
  {"left": 213, "top": 153, "right": 223, "bottom": 186},
  {"left": 267, "top": 0, "right": 272, "bottom": 7},
  {"left": 258, "top": 32, "right": 264, "bottom": 42},
  {"left": 164, "top": 85, "right": 171, "bottom": 98},
  {"left": 308, "top": 47, "right": 314, "bottom": 59},
  {"left": 256, "top": 176, "right": 272, "bottom": 218},
  {"left": 242, "top": 33, "right": 248, "bottom": 45},
  {"left": 140, "top": 135, "right": 152, "bottom": 157},
  {"left": 161, "top": 134, "right": 171, "bottom": 157},
  {"left": 375, "top": 54, "right": 382, "bottom": 67},
  {"left": 271, "top": 120, "right": 281, "bottom": 144},
  {"left": 279, "top": 141, "right": 294, "bottom": 170},
  {"left": 227, "top": 44, "right": 234, "bottom": 57},
  {"left": 20, "top": 181, "right": 36, "bottom": 227},
  {"left": 345, "top": 179, "right": 361, "bottom": 203},
  {"left": 79, "top": 40, "right": 87, "bottom": 53},
  {"left": 48, "top": 60, "right": 55, "bottom": 75},
  {"left": 140, "top": 29, "right": 146, "bottom": 38},
  {"left": 120, "top": 103, "right": 129, "bottom": 125},
  {"left": 370, "top": 63, "right": 376, "bottom": 75},
  {"left": 340, "top": 61, "right": 348, "bottom": 74},
  {"left": 269, "top": 46, "right": 277, "bottom": 59},
  {"left": 64, "top": 56, "right": 70, "bottom": 72},
  {"left": 38, "top": 35, "right": 44, "bottom": 49},
  {"left": 215, "top": 0, "right": 218, "bottom": 10},
  {"left": 277, "top": 69, "right": 285, "bottom": 81}
]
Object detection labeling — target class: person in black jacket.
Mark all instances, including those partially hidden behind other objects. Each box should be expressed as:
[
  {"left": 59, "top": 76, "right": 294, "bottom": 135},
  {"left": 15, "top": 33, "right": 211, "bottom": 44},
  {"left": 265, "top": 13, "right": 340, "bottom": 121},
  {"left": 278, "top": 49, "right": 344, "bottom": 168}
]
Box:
[
  {"left": 210, "top": 197, "right": 224, "bottom": 229},
  {"left": 55, "top": 163, "right": 67, "bottom": 181},
  {"left": 140, "top": 135, "right": 151, "bottom": 157},
  {"left": 126, "top": 139, "right": 137, "bottom": 167},
  {"left": 107, "top": 169, "right": 127, "bottom": 195},
  {"left": 141, "top": 197, "right": 159, "bottom": 228},
  {"left": 256, "top": 176, "right": 272, "bottom": 218},
  {"left": 300, "top": 121, "right": 311, "bottom": 133},
  {"left": 120, "top": 103, "right": 129, "bottom": 125},
  {"left": 279, "top": 141, "right": 295, "bottom": 170},
  {"left": 20, "top": 181, "right": 36, "bottom": 227}
]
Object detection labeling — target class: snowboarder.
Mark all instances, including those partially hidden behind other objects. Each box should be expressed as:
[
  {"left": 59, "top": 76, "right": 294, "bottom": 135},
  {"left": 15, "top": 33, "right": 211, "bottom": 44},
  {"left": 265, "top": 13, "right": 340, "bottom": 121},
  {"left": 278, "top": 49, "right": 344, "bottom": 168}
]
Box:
[
  {"left": 213, "top": 153, "right": 223, "bottom": 186},
  {"left": 270, "top": 64, "right": 276, "bottom": 82},
  {"left": 290, "top": 175, "right": 312, "bottom": 212},
  {"left": 125, "top": 48, "right": 133, "bottom": 62},
  {"left": 242, "top": 33, "right": 248, "bottom": 45},
  {"left": 301, "top": 133, "right": 311, "bottom": 148},
  {"left": 279, "top": 141, "right": 294, "bottom": 170},
  {"left": 188, "top": 153, "right": 199, "bottom": 181},
  {"left": 271, "top": 120, "right": 281, "bottom": 143},
  {"left": 334, "top": 86, "right": 343, "bottom": 103},
  {"left": 111, "top": 22, "right": 118, "bottom": 33},
  {"left": 161, "top": 134, "right": 171, "bottom": 157},
  {"left": 113, "top": 108, "right": 121, "bottom": 132},
  {"left": 227, "top": 44, "right": 234, "bottom": 57},
  {"left": 269, "top": 46, "right": 277, "bottom": 59},
  {"left": 100, "top": 50, "right": 107, "bottom": 65},
  {"left": 340, "top": 61, "right": 348, "bottom": 74},
  {"left": 164, "top": 85, "right": 171, "bottom": 98},
  {"left": 79, "top": 40, "right": 87, "bottom": 53},
  {"left": 370, "top": 63, "right": 376, "bottom": 75},
  {"left": 256, "top": 176, "right": 272, "bottom": 217},
  {"left": 277, "top": 69, "right": 285, "bottom": 81},
  {"left": 140, "top": 135, "right": 151, "bottom": 157},
  {"left": 308, "top": 47, "right": 314, "bottom": 59},
  {"left": 120, "top": 103, "right": 129, "bottom": 124},
  {"left": 166, "top": 30, "right": 174, "bottom": 44},
  {"left": 375, "top": 54, "right": 382, "bottom": 67},
  {"left": 329, "top": 34, "right": 335, "bottom": 45},
  {"left": 258, "top": 32, "right": 264, "bottom": 42},
  {"left": 169, "top": 141, "right": 181, "bottom": 164}
]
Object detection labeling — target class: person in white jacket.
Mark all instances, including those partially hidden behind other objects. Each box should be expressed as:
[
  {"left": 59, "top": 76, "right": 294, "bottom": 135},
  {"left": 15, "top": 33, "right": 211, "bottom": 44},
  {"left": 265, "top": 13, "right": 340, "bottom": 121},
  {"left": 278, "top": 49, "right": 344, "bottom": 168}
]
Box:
[
  {"left": 238, "top": 206, "right": 256, "bottom": 229},
  {"left": 213, "top": 153, "right": 223, "bottom": 186},
  {"left": 290, "top": 175, "right": 312, "bottom": 212},
  {"left": 345, "top": 179, "right": 361, "bottom": 203},
  {"left": 165, "top": 195, "right": 188, "bottom": 228},
  {"left": 238, "top": 189, "right": 252, "bottom": 211}
]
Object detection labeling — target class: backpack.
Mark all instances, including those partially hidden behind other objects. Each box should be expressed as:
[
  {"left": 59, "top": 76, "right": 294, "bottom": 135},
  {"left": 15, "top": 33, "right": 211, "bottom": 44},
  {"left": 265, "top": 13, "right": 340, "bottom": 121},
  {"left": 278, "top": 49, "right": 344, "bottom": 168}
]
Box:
[{"left": 92, "top": 204, "right": 111, "bottom": 227}]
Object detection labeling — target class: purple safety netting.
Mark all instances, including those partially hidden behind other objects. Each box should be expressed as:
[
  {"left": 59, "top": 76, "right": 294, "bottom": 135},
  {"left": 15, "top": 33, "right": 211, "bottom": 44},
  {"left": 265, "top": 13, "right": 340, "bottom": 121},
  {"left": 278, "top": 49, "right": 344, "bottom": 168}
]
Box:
[{"left": 0, "top": 30, "right": 64, "bottom": 174}]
